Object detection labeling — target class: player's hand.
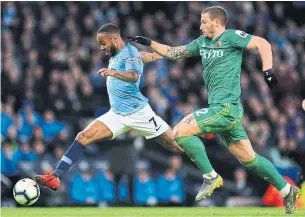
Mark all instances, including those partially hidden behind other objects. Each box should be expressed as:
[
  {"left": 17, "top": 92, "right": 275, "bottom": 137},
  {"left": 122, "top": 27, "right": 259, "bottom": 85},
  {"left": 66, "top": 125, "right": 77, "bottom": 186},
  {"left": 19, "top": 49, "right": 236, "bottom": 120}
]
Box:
[
  {"left": 126, "top": 36, "right": 152, "bottom": 46},
  {"left": 97, "top": 68, "right": 116, "bottom": 77},
  {"left": 263, "top": 69, "right": 278, "bottom": 89}
]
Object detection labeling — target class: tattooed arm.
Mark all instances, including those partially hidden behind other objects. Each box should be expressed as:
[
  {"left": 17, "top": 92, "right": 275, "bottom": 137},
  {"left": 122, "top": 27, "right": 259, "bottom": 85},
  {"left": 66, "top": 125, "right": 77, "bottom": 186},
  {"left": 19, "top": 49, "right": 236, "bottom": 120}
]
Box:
[
  {"left": 150, "top": 41, "right": 193, "bottom": 60},
  {"left": 127, "top": 36, "right": 196, "bottom": 60}
]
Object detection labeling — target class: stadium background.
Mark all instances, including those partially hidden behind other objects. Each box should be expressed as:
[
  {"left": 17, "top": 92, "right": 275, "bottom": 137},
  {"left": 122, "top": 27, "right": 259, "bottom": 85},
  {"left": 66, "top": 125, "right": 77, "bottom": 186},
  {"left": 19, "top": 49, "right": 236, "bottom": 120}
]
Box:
[{"left": 1, "top": 1, "right": 305, "bottom": 208}]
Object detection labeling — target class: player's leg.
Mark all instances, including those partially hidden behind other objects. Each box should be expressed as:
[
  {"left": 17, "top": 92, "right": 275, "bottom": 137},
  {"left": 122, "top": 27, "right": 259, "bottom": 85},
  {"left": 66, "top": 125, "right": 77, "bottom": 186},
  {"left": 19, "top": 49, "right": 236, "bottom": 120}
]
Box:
[
  {"left": 173, "top": 105, "right": 237, "bottom": 200},
  {"left": 34, "top": 120, "right": 113, "bottom": 191},
  {"left": 227, "top": 139, "right": 287, "bottom": 189},
  {"left": 228, "top": 139, "right": 301, "bottom": 214},
  {"left": 153, "top": 127, "right": 184, "bottom": 154},
  {"left": 125, "top": 103, "right": 222, "bottom": 201},
  {"left": 35, "top": 110, "right": 129, "bottom": 191},
  {"left": 52, "top": 120, "right": 113, "bottom": 177},
  {"left": 173, "top": 113, "right": 216, "bottom": 176},
  {"left": 219, "top": 113, "right": 301, "bottom": 214}
]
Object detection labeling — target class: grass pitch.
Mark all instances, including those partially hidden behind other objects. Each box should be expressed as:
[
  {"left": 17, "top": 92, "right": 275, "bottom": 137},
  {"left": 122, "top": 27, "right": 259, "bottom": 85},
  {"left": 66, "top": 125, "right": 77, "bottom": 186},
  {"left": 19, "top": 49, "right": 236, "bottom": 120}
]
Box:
[{"left": 2, "top": 207, "right": 305, "bottom": 217}]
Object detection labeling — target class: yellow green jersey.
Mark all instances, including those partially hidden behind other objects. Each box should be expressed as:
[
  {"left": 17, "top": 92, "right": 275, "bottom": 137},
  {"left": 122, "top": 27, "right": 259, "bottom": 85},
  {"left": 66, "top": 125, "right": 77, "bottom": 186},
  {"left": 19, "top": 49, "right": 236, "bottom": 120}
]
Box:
[{"left": 186, "top": 29, "right": 253, "bottom": 104}]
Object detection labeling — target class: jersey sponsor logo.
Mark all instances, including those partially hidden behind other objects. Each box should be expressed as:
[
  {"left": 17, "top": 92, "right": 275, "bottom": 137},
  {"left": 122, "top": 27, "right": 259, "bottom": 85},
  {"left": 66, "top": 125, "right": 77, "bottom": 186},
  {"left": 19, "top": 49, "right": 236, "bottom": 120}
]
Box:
[
  {"left": 200, "top": 49, "right": 224, "bottom": 59},
  {"left": 235, "top": 30, "right": 248, "bottom": 38}
]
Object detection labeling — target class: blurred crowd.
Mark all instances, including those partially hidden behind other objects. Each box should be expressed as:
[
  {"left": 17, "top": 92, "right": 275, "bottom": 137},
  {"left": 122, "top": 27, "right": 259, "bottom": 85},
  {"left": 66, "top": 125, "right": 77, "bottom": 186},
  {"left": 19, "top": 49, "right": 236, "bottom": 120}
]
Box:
[
  {"left": 69, "top": 158, "right": 184, "bottom": 206},
  {"left": 1, "top": 1, "right": 305, "bottom": 207}
]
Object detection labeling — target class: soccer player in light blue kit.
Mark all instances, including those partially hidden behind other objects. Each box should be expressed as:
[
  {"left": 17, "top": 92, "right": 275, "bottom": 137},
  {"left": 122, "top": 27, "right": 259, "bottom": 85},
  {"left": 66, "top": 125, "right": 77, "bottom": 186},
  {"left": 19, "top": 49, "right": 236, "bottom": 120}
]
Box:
[{"left": 34, "top": 23, "right": 184, "bottom": 192}]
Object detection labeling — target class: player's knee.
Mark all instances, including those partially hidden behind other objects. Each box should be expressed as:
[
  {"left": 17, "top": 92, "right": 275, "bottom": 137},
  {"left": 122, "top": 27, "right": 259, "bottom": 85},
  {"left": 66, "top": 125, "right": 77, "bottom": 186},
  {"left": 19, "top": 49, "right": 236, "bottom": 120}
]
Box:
[
  {"left": 75, "top": 131, "right": 91, "bottom": 146},
  {"left": 173, "top": 124, "right": 195, "bottom": 139},
  {"left": 173, "top": 126, "right": 182, "bottom": 139},
  {"left": 171, "top": 143, "right": 184, "bottom": 154},
  {"left": 238, "top": 150, "right": 256, "bottom": 163},
  {"left": 163, "top": 139, "right": 184, "bottom": 154}
]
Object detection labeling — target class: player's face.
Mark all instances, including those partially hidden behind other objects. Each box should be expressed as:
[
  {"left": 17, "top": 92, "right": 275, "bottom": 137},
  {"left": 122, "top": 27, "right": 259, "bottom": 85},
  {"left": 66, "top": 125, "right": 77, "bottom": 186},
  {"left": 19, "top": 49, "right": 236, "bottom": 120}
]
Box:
[
  {"left": 200, "top": 13, "right": 218, "bottom": 39},
  {"left": 96, "top": 33, "right": 117, "bottom": 57}
]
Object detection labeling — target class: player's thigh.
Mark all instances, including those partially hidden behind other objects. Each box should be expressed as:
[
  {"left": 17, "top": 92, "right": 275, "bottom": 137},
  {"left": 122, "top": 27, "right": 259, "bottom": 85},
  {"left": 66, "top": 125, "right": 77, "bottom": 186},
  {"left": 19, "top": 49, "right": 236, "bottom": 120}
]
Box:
[
  {"left": 228, "top": 139, "right": 256, "bottom": 163},
  {"left": 76, "top": 120, "right": 113, "bottom": 145},
  {"left": 222, "top": 116, "right": 254, "bottom": 162},
  {"left": 153, "top": 128, "right": 184, "bottom": 154},
  {"left": 173, "top": 104, "right": 231, "bottom": 137},
  {"left": 218, "top": 117, "right": 249, "bottom": 148},
  {"left": 173, "top": 113, "right": 202, "bottom": 137},
  {"left": 95, "top": 110, "right": 131, "bottom": 140}
]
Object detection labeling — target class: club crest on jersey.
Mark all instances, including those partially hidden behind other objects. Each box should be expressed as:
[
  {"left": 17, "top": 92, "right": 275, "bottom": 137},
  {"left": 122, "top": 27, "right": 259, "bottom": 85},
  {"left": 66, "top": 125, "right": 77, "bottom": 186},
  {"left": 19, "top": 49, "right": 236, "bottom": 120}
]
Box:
[{"left": 216, "top": 41, "right": 222, "bottom": 47}]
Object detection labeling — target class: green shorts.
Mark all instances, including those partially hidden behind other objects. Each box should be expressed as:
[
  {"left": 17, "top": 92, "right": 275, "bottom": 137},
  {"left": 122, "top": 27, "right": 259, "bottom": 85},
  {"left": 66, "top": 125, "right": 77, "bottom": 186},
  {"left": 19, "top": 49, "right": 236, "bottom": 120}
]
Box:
[{"left": 193, "top": 102, "right": 248, "bottom": 147}]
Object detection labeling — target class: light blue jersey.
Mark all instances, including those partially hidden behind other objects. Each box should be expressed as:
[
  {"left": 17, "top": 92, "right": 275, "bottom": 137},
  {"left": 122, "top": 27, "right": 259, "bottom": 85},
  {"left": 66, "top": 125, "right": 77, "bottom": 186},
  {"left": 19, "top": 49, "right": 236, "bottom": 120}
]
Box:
[{"left": 107, "top": 43, "right": 148, "bottom": 115}]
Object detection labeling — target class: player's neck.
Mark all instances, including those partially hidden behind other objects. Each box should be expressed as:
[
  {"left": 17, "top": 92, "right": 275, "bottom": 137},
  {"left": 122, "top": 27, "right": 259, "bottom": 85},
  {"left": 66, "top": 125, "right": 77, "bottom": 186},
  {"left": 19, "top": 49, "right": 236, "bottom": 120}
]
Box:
[
  {"left": 116, "top": 39, "right": 126, "bottom": 52},
  {"left": 212, "top": 28, "right": 226, "bottom": 40}
]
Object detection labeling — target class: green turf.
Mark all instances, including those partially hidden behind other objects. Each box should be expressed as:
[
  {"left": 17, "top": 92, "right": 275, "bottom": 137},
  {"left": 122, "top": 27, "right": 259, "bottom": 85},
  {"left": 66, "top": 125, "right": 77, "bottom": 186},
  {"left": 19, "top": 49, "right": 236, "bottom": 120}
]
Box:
[{"left": 2, "top": 207, "right": 305, "bottom": 217}]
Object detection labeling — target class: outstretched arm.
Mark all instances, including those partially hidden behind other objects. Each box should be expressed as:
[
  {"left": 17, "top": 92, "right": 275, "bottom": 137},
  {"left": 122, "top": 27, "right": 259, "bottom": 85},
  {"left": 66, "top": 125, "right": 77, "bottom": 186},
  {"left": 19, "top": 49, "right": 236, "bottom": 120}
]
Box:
[
  {"left": 127, "top": 36, "right": 194, "bottom": 60},
  {"left": 140, "top": 51, "right": 163, "bottom": 63},
  {"left": 150, "top": 42, "right": 193, "bottom": 60},
  {"left": 246, "top": 36, "right": 278, "bottom": 89}
]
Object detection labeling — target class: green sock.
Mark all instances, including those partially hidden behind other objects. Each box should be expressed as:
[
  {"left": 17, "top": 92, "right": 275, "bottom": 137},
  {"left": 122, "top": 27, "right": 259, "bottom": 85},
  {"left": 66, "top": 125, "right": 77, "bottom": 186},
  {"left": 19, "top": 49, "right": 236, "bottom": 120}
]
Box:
[
  {"left": 176, "top": 136, "right": 213, "bottom": 174},
  {"left": 242, "top": 154, "right": 287, "bottom": 191}
]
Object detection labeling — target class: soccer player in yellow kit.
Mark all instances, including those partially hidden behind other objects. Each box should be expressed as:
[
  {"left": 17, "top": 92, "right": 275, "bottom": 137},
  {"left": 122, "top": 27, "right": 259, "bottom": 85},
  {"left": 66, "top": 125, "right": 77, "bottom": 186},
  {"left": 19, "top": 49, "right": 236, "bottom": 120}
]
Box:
[{"left": 128, "top": 6, "right": 301, "bottom": 214}]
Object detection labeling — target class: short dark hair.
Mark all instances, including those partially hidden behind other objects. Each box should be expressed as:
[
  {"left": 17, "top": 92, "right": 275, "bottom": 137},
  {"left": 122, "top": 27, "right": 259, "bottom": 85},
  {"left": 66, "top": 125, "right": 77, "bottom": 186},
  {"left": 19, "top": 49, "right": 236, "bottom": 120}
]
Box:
[
  {"left": 202, "top": 6, "right": 228, "bottom": 26},
  {"left": 97, "top": 23, "right": 120, "bottom": 35}
]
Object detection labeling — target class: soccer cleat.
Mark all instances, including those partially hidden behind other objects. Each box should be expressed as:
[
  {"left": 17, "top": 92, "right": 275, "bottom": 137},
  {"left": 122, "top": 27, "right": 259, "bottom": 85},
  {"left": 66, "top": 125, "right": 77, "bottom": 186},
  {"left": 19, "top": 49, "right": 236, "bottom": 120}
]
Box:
[
  {"left": 195, "top": 174, "right": 223, "bottom": 201},
  {"left": 34, "top": 173, "right": 60, "bottom": 191},
  {"left": 283, "top": 185, "right": 301, "bottom": 214}
]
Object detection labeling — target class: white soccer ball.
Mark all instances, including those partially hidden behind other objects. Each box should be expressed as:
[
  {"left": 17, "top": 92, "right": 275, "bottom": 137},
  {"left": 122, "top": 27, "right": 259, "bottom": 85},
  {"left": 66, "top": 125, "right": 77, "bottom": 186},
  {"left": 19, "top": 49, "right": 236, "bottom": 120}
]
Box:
[{"left": 13, "top": 178, "right": 40, "bottom": 206}]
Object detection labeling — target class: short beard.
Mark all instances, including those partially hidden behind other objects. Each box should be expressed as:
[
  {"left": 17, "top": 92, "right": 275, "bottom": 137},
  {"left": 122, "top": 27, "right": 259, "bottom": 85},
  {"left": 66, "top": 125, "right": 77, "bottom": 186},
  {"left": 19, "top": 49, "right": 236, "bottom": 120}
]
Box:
[
  {"left": 205, "top": 31, "right": 213, "bottom": 39},
  {"left": 110, "top": 44, "right": 117, "bottom": 57}
]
